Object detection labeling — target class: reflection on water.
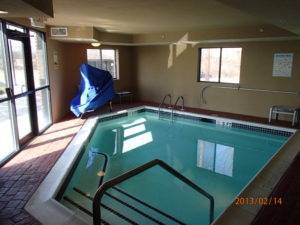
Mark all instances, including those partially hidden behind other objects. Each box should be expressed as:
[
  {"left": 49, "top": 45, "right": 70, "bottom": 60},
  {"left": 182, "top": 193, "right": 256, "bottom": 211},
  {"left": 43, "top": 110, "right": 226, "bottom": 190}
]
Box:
[
  {"left": 111, "top": 118, "right": 153, "bottom": 154},
  {"left": 122, "top": 118, "right": 146, "bottom": 128},
  {"left": 123, "top": 131, "right": 153, "bottom": 153},
  {"left": 124, "top": 123, "right": 146, "bottom": 137},
  {"left": 197, "top": 139, "right": 234, "bottom": 177}
]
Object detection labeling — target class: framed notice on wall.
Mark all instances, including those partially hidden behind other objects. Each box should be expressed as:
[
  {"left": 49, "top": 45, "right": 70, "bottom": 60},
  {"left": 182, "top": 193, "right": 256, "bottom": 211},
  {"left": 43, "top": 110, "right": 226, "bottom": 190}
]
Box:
[
  {"left": 53, "top": 51, "right": 59, "bottom": 69},
  {"left": 272, "top": 53, "right": 293, "bottom": 77}
]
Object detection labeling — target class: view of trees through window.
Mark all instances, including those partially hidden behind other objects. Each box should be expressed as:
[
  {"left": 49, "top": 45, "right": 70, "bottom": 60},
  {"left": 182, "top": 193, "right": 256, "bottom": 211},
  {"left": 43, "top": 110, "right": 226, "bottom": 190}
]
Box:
[
  {"left": 0, "top": 24, "right": 7, "bottom": 99},
  {"left": 87, "top": 49, "right": 119, "bottom": 79},
  {"left": 199, "top": 47, "right": 242, "bottom": 84},
  {"left": 30, "top": 31, "right": 51, "bottom": 131}
]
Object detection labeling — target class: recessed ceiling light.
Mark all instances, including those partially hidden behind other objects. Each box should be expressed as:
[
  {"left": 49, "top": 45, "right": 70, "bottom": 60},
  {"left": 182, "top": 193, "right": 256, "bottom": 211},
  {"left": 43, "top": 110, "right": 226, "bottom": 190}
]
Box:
[
  {"left": 91, "top": 42, "right": 101, "bottom": 47},
  {"left": 0, "top": 10, "right": 8, "bottom": 14}
]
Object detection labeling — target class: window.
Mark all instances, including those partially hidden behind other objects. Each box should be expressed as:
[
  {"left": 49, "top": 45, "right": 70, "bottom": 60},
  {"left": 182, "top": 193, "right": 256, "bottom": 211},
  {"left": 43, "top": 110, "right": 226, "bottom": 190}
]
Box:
[
  {"left": 198, "top": 47, "right": 242, "bottom": 84},
  {"left": 6, "top": 23, "right": 25, "bottom": 33},
  {"left": 30, "top": 30, "right": 52, "bottom": 132},
  {"left": 87, "top": 49, "right": 119, "bottom": 79},
  {"left": 30, "top": 31, "right": 49, "bottom": 88}
]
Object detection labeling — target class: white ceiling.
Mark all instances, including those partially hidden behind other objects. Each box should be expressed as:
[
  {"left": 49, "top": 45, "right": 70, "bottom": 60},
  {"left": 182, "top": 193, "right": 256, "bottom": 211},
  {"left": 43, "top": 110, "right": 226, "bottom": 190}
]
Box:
[
  {"left": 216, "top": 0, "right": 300, "bottom": 35},
  {"left": 1, "top": 0, "right": 299, "bottom": 36},
  {"left": 46, "top": 0, "right": 264, "bottom": 34}
]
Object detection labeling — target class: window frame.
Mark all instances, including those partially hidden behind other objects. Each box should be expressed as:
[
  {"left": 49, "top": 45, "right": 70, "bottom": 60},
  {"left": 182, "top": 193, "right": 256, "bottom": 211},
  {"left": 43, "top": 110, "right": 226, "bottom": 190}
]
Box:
[
  {"left": 86, "top": 48, "right": 119, "bottom": 80},
  {"left": 197, "top": 47, "right": 242, "bottom": 84}
]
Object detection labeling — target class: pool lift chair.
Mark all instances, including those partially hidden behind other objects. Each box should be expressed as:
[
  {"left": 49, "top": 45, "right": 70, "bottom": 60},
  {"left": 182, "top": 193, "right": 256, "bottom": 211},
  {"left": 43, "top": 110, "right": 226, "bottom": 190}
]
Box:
[{"left": 70, "top": 63, "right": 115, "bottom": 118}]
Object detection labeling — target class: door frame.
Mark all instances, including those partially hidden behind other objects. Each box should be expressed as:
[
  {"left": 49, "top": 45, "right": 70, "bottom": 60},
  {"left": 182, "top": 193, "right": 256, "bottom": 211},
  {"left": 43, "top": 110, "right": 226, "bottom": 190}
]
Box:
[
  {"left": 0, "top": 19, "right": 52, "bottom": 166},
  {"left": 6, "top": 33, "right": 37, "bottom": 144}
]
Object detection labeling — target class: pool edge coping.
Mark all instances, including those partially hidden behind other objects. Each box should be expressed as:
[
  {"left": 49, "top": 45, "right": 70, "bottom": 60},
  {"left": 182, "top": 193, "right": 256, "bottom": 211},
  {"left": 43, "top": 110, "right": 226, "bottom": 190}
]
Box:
[{"left": 25, "top": 105, "right": 298, "bottom": 225}]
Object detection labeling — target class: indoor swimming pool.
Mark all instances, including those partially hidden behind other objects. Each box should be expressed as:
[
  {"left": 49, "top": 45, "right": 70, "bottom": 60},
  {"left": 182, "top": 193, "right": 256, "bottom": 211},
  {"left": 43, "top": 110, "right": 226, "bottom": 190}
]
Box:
[{"left": 56, "top": 108, "right": 290, "bottom": 225}]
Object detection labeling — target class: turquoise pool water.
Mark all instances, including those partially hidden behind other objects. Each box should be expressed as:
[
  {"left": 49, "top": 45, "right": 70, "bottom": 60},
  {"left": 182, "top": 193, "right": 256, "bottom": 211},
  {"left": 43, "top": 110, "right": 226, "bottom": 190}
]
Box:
[{"left": 59, "top": 111, "right": 288, "bottom": 225}]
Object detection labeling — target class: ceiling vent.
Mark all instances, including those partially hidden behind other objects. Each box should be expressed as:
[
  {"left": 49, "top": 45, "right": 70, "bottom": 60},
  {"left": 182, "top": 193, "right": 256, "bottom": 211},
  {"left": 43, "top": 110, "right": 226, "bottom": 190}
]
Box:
[
  {"left": 30, "top": 17, "right": 46, "bottom": 28},
  {"left": 50, "top": 27, "right": 68, "bottom": 37}
]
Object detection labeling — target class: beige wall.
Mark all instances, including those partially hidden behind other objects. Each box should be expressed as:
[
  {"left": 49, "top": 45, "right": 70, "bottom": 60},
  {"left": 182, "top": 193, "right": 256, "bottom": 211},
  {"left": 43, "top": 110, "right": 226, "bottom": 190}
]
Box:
[
  {"left": 46, "top": 42, "right": 136, "bottom": 121},
  {"left": 47, "top": 38, "right": 300, "bottom": 121},
  {"left": 135, "top": 41, "right": 300, "bottom": 118},
  {"left": 47, "top": 39, "right": 69, "bottom": 122}
]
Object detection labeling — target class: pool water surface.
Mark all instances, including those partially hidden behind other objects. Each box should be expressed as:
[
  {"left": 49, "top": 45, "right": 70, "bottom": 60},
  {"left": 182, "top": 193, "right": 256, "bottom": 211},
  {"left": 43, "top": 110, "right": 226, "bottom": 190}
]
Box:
[{"left": 59, "top": 111, "right": 288, "bottom": 225}]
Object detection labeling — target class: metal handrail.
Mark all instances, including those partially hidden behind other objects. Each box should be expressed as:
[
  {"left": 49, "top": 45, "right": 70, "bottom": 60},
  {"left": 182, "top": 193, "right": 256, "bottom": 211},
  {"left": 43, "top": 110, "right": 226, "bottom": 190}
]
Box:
[
  {"left": 201, "top": 85, "right": 300, "bottom": 104},
  {"left": 90, "top": 151, "right": 109, "bottom": 186},
  {"left": 93, "top": 159, "right": 215, "bottom": 225},
  {"left": 171, "top": 96, "right": 184, "bottom": 121},
  {"left": 158, "top": 94, "right": 172, "bottom": 118},
  {"left": 63, "top": 196, "right": 111, "bottom": 225}
]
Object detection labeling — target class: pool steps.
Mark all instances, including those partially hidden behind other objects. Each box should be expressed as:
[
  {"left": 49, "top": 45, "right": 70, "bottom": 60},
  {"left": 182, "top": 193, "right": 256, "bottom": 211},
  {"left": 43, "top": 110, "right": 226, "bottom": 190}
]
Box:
[
  {"left": 61, "top": 151, "right": 187, "bottom": 224},
  {"left": 62, "top": 157, "right": 212, "bottom": 225},
  {"left": 64, "top": 185, "right": 186, "bottom": 225},
  {"left": 93, "top": 159, "right": 214, "bottom": 225}
]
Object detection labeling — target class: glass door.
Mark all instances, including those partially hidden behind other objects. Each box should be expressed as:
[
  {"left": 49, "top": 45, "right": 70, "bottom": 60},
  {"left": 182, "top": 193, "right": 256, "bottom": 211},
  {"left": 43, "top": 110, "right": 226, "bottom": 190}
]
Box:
[
  {"left": 0, "top": 21, "right": 52, "bottom": 165},
  {"left": 8, "top": 38, "right": 33, "bottom": 141},
  {"left": 0, "top": 23, "right": 18, "bottom": 162}
]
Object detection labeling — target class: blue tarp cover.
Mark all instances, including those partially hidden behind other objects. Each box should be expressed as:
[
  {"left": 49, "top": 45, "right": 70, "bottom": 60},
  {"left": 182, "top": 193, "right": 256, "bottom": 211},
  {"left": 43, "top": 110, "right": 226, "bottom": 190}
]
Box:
[{"left": 70, "top": 63, "right": 115, "bottom": 117}]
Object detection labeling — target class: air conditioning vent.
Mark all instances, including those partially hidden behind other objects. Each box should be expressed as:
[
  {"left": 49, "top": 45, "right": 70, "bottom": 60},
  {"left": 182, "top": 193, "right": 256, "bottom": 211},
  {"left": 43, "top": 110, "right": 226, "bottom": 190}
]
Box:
[
  {"left": 30, "top": 17, "right": 46, "bottom": 28},
  {"left": 50, "top": 27, "right": 68, "bottom": 37}
]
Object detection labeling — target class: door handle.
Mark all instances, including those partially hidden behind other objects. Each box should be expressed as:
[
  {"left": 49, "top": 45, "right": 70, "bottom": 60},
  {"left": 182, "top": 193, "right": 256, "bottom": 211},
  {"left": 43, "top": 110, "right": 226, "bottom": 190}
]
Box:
[{"left": 5, "top": 88, "right": 13, "bottom": 98}]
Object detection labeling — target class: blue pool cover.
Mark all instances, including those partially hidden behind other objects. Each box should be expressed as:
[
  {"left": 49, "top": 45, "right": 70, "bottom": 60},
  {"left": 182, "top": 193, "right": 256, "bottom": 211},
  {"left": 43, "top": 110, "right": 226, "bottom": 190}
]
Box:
[{"left": 70, "top": 63, "right": 115, "bottom": 117}]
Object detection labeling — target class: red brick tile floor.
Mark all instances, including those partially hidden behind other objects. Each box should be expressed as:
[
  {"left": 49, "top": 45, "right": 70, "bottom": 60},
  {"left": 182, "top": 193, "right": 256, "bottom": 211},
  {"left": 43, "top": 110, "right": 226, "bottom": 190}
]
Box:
[
  {"left": 0, "top": 101, "right": 298, "bottom": 225},
  {"left": 0, "top": 116, "right": 85, "bottom": 225}
]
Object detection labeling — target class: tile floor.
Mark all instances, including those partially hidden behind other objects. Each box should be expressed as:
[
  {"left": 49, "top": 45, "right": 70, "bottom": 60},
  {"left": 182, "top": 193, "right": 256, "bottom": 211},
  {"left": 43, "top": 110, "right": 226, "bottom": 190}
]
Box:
[{"left": 0, "top": 117, "right": 85, "bottom": 225}]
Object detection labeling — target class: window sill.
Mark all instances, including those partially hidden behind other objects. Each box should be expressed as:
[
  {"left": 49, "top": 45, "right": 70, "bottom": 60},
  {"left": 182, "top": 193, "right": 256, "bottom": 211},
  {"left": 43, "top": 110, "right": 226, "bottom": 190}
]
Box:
[{"left": 198, "top": 80, "right": 240, "bottom": 85}]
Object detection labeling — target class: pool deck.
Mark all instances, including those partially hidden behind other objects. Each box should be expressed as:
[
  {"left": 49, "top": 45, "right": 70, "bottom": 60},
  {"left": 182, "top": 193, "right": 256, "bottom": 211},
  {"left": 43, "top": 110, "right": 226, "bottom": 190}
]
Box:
[
  {"left": 0, "top": 116, "right": 85, "bottom": 225},
  {"left": 0, "top": 102, "right": 299, "bottom": 225}
]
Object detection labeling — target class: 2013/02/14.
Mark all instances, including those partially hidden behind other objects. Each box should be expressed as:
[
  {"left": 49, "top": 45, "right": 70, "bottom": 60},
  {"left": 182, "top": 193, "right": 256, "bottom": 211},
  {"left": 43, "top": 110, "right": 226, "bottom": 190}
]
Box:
[{"left": 234, "top": 197, "right": 283, "bottom": 206}]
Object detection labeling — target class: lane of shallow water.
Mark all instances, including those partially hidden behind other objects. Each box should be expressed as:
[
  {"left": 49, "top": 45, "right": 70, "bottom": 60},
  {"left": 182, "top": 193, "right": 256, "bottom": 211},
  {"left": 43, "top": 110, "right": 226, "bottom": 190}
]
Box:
[{"left": 60, "top": 112, "right": 288, "bottom": 224}]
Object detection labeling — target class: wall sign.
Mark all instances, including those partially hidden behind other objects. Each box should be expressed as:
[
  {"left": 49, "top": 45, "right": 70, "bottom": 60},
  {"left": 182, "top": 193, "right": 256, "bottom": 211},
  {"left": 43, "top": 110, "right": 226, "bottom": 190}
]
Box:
[
  {"left": 53, "top": 51, "right": 59, "bottom": 69},
  {"left": 272, "top": 53, "right": 293, "bottom": 77}
]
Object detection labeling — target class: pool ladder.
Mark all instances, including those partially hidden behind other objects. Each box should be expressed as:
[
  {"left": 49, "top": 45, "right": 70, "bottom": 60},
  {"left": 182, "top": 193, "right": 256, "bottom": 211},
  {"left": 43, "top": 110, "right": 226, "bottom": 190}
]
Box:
[
  {"left": 158, "top": 94, "right": 185, "bottom": 121},
  {"left": 158, "top": 94, "right": 172, "bottom": 119},
  {"left": 171, "top": 96, "right": 184, "bottom": 121}
]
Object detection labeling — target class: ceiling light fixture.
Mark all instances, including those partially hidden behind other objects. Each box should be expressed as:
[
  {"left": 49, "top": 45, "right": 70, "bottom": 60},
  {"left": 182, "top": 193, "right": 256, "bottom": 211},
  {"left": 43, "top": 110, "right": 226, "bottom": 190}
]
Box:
[
  {"left": 91, "top": 42, "right": 101, "bottom": 47},
  {"left": 0, "top": 10, "right": 8, "bottom": 14}
]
